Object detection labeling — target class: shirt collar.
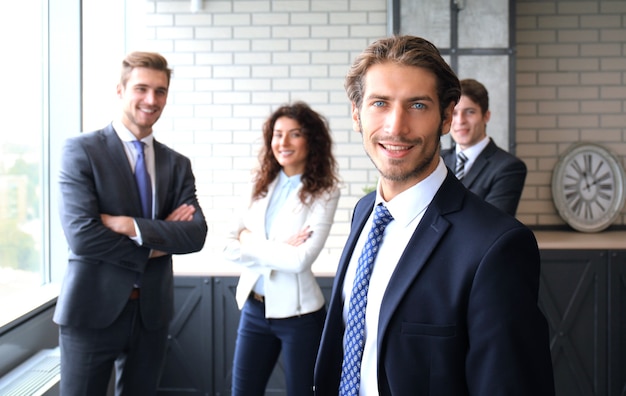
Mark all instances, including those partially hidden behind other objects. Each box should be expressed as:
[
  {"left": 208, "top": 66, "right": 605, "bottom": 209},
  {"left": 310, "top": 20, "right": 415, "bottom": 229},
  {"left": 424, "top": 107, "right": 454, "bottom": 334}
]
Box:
[
  {"left": 112, "top": 120, "right": 154, "bottom": 147},
  {"left": 374, "top": 157, "right": 447, "bottom": 228},
  {"left": 456, "top": 135, "right": 490, "bottom": 162},
  {"left": 277, "top": 170, "right": 302, "bottom": 188}
]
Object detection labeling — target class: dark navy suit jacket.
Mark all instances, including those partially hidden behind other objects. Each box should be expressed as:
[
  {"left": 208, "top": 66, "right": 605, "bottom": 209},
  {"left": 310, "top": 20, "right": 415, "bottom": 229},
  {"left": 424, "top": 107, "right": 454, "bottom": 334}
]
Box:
[
  {"left": 442, "top": 138, "right": 527, "bottom": 216},
  {"left": 314, "top": 171, "right": 554, "bottom": 396},
  {"left": 54, "top": 124, "right": 207, "bottom": 331}
]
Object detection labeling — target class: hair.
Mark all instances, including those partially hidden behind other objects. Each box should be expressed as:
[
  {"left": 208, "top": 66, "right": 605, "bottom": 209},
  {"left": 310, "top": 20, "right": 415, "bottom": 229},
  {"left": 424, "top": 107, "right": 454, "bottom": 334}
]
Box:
[
  {"left": 252, "top": 101, "right": 339, "bottom": 205},
  {"left": 345, "top": 35, "right": 461, "bottom": 120},
  {"left": 460, "top": 78, "right": 489, "bottom": 115},
  {"left": 120, "top": 51, "right": 173, "bottom": 87}
]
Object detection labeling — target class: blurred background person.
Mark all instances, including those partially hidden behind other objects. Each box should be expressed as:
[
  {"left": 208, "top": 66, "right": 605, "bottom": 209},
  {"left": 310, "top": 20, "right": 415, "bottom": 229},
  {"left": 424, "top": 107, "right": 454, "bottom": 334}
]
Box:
[
  {"left": 224, "top": 101, "right": 341, "bottom": 396},
  {"left": 55, "top": 51, "right": 207, "bottom": 396},
  {"left": 442, "top": 78, "right": 527, "bottom": 216}
]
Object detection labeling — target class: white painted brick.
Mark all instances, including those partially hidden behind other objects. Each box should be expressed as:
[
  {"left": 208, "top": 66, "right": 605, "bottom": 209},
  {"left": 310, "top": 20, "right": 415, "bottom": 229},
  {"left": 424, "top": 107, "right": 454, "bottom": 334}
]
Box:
[
  {"left": 196, "top": 79, "right": 233, "bottom": 92},
  {"left": 272, "top": 78, "right": 311, "bottom": 91},
  {"left": 233, "top": 1, "right": 271, "bottom": 13},
  {"left": 234, "top": 78, "right": 271, "bottom": 91},
  {"left": 214, "top": 14, "right": 251, "bottom": 26},
  {"left": 311, "top": 0, "right": 349, "bottom": 12},
  {"left": 311, "top": 25, "right": 349, "bottom": 38},
  {"left": 291, "top": 65, "right": 329, "bottom": 78},
  {"left": 156, "top": 27, "right": 194, "bottom": 39},
  {"left": 252, "top": 13, "right": 289, "bottom": 25},
  {"left": 291, "top": 39, "right": 329, "bottom": 51},
  {"left": 251, "top": 65, "right": 289, "bottom": 78},
  {"left": 273, "top": 52, "right": 310, "bottom": 64},
  {"left": 251, "top": 91, "right": 291, "bottom": 104},
  {"left": 291, "top": 12, "right": 329, "bottom": 25},
  {"left": 234, "top": 26, "right": 272, "bottom": 39},
  {"left": 271, "top": 26, "right": 311, "bottom": 39},
  {"left": 200, "top": 0, "right": 233, "bottom": 13},
  {"left": 175, "top": 14, "right": 212, "bottom": 26},
  {"left": 196, "top": 52, "right": 233, "bottom": 65},
  {"left": 195, "top": 27, "right": 233, "bottom": 39},
  {"left": 213, "top": 65, "right": 251, "bottom": 78},
  {"left": 213, "top": 39, "right": 251, "bottom": 52},
  {"left": 194, "top": 104, "right": 233, "bottom": 117},
  {"left": 175, "top": 39, "right": 212, "bottom": 52},
  {"left": 251, "top": 39, "right": 289, "bottom": 51},
  {"left": 272, "top": 0, "right": 310, "bottom": 12},
  {"left": 213, "top": 91, "right": 252, "bottom": 104}
]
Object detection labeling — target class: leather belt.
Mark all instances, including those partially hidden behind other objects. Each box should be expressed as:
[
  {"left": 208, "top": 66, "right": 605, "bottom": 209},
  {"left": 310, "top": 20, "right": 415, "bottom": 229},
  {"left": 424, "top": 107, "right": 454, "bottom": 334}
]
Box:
[
  {"left": 129, "top": 288, "right": 140, "bottom": 300},
  {"left": 249, "top": 291, "right": 264, "bottom": 303}
]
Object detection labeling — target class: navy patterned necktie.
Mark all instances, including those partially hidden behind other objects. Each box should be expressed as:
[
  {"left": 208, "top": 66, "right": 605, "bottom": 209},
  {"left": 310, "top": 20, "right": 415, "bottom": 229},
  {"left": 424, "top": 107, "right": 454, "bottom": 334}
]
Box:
[
  {"left": 132, "top": 140, "right": 152, "bottom": 218},
  {"left": 455, "top": 151, "right": 468, "bottom": 180},
  {"left": 339, "top": 203, "right": 394, "bottom": 395}
]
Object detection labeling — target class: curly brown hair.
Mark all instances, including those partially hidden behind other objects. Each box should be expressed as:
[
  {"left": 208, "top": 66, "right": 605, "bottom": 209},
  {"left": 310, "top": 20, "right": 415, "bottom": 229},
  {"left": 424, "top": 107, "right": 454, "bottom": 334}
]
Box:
[{"left": 252, "top": 102, "right": 339, "bottom": 205}]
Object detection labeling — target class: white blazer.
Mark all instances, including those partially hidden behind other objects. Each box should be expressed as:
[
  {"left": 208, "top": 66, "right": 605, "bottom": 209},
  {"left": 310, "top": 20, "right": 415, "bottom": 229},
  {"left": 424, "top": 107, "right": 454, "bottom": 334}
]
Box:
[{"left": 224, "top": 177, "right": 340, "bottom": 318}]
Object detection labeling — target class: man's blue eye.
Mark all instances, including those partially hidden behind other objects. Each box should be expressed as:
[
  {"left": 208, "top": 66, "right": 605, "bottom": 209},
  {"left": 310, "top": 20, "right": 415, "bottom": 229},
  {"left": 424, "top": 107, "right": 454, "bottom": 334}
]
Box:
[
  {"left": 412, "top": 103, "right": 425, "bottom": 109},
  {"left": 373, "top": 101, "right": 384, "bottom": 107}
]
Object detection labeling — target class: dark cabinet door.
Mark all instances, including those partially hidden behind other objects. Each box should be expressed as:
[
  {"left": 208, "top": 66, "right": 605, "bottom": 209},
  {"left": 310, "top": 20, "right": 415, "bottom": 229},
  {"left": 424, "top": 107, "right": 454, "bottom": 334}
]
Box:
[
  {"left": 158, "top": 276, "right": 214, "bottom": 395},
  {"left": 609, "top": 251, "right": 626, "bottom": 396},
  {"left": 539, "top": 250, "right": 608, "bottom": 396},
  {"left": 159, "top": 276, "right": 335, "bottom": 396}
]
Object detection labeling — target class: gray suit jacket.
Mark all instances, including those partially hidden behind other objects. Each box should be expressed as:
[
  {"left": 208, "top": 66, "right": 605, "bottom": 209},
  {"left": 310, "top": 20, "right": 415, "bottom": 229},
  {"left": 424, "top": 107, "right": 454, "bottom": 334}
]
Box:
[
  {"left": 54, "top": 124, "right": 207, "bottom": 330},
  {"left": 442, "top": 138, "right": 527, "bottom": 216}
]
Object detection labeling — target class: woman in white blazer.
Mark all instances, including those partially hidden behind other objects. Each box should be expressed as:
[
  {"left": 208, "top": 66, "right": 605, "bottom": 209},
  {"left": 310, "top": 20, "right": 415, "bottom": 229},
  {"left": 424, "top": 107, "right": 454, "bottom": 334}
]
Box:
[{"left": 224, "top": 102, "right": 341, "bottom": 396}]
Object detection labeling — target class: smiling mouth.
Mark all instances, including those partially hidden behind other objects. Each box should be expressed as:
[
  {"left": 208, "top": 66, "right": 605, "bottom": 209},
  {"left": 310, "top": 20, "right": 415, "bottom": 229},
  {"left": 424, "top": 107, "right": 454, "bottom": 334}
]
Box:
[{"left": 380, "top": 143, "right": 412, "bottom": 152}]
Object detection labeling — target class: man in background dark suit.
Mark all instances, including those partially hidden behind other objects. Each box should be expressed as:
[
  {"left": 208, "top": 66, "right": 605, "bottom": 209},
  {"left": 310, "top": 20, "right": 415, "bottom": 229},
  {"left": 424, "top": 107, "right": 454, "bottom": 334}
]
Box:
[
  {"left": 442, "top": 78, "right": 527, "bottom": 216},
  {"left": 314, "top": 35, "right": 554, "bottom": 396},
  {"left": 55, "top": 52, "right": 207, "bottom": 396}
]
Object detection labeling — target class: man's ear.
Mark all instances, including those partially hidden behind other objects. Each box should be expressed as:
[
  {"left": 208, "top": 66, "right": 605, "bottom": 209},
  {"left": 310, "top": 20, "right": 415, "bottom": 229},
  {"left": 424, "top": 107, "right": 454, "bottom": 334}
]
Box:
[
  {"left": 441, "top": 102, "right": 455, "bottom": 135},
  {"left": 351, "top": 102, "right": 361, "bottom": 133}
]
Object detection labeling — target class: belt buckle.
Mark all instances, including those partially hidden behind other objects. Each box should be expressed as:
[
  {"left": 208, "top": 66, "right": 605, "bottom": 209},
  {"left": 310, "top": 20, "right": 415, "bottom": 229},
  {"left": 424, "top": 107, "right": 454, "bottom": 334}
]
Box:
[
  {"left": 129, "top": 288, "right": 140, "bottom": 300},
  {"left": 252, "top": 292, "right": 264, "bottom": 303}
]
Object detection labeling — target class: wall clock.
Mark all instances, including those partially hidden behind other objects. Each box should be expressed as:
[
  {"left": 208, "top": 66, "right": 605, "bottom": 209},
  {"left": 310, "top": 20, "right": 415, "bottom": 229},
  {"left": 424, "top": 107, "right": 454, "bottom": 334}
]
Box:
[{"left": 552, "top": 142, "right": 626, "bottom": 233}]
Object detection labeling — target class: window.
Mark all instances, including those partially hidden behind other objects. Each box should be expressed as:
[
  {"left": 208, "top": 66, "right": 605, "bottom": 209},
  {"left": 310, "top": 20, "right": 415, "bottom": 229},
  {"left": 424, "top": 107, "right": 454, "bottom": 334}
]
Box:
[
  {"left": 0, "top": 0, "right": 79, "bottom": 330},
  {"left": 0, "top": 0, "right": 48, "bottom": 327}
]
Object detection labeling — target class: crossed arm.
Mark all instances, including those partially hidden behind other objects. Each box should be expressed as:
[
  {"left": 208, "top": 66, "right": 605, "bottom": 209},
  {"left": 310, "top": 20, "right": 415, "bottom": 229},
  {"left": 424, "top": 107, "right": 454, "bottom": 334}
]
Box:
[{"left": 101, "top": 203, "right": 196, "bottom": 258}]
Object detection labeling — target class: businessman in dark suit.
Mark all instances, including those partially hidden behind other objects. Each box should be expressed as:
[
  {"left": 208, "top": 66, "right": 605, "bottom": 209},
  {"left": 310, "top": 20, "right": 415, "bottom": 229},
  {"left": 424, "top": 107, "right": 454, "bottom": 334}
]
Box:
[
  {"left": 441, "top": 78, "right": 527, "bottom": 216},
  {"left": 314, "top": 36, "right": 554, "bottom": 395},
  {"left": 55, "top": 52, "right": 207, "bottom": 396}
]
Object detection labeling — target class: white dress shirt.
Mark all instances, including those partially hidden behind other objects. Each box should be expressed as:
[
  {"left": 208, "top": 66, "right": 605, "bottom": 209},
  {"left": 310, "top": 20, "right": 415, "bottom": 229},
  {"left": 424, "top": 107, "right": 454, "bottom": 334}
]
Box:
[
  {"left": 341, "top": 158, "right": 447, "bottom": 396},
  {"left": 455, "top": 135, "right": 489, "bottom": 175},
  {"left": 112, "top": 120, "right": 156, "bottom": 244}
]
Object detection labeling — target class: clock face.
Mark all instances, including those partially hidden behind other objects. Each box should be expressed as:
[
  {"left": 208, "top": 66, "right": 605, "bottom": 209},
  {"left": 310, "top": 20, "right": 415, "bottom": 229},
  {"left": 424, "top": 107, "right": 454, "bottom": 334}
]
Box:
[{"left": 552, "top": 143, "right": 626, "bottom": 232}]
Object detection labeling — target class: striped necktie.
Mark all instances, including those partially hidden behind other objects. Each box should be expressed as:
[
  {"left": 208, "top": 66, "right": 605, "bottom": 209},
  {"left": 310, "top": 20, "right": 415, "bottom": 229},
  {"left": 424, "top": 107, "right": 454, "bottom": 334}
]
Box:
[{"left": 455, "top": 151, "right": 468, "bottom": 180}]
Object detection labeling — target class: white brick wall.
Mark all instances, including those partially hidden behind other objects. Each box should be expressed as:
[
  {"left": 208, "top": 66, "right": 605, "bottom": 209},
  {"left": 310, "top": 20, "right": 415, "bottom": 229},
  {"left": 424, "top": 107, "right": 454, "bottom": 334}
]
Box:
[
  {"left": 141, "top": 0, "right": 387, "bottom": 271},
  {"left": 131, "top": 0, "right": 626, "bottom": 273}
]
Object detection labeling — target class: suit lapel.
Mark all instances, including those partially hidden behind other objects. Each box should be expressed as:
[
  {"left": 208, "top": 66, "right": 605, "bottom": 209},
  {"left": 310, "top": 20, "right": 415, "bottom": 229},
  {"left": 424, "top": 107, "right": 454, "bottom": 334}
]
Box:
[
  {"left": 326, "top": 193, "right": 375, "bottom": 326},
  {"left": 376, "top": 175, "right": 463, "bottom": 346},
  {"left": 463, "top": 139, "right": 497, "bottom": 187},
  {"left": 101, "top": 125, "right": 140, "bottom": 202},
  {"left": 153, "top": 139, "right": 170, "bottom": 218}
]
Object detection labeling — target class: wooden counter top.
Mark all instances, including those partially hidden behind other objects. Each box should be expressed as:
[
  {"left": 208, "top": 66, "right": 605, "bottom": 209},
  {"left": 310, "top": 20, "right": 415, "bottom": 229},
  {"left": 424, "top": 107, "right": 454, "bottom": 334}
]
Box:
[
  {"left": 534, "top": 230, "right": 626, "bottom": 250},
  {"left": 173, "top": 231, "right": 626, "bottom": 277}
]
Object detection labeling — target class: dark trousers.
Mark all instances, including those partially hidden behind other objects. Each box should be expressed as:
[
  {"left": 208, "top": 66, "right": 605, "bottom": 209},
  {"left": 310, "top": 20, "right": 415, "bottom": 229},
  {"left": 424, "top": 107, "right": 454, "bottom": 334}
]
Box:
[
  {"left": 232, "top": 296, "right": 326, "bottom": 396},
  {"left": 58, "top": 299, "right": 169, "bottom": 396}
]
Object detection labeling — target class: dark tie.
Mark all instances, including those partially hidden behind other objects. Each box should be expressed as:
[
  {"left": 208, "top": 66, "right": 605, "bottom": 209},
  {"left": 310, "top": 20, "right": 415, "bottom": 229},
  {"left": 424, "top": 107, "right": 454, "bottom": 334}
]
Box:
[
  {"left": 339, "top": 203, "right": 394, "bottom": 395},
  {"left": 455, "top": 151, "right": 468, "bottom": 180},
  {"left": 132, "top": 140, "right": 152, "bottom": 218}
]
